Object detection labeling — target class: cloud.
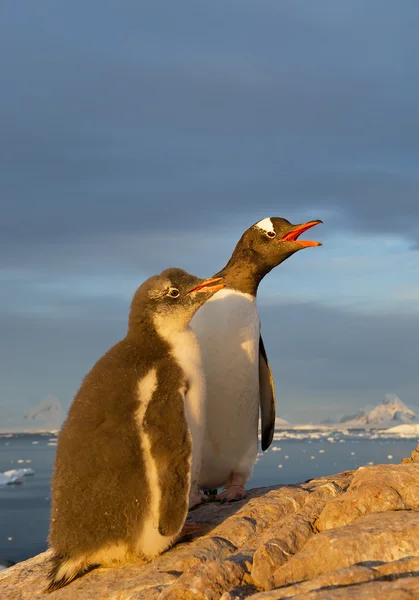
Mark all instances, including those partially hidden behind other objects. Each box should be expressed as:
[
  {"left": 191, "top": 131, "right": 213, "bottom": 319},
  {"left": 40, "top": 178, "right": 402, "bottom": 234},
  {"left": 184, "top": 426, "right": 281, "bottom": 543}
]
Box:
[
  {"left": 1, "top": 0, "right": 419, "bottom": 260},
  {"left": 1, "top": 292, "right": 418, "bottom": 423},
  {"left": 260, "top": 300, "right": 419, "bottom": 421},
  {"left": 0, "top": 297, "right": 127, "bottom": 414},
  {"left": 2, "top": 1, "right": 419, "bottom": 417}
]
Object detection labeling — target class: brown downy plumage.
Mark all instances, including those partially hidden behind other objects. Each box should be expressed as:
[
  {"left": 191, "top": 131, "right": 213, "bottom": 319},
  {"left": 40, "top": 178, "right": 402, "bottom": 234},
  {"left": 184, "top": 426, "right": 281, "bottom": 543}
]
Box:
[{"left": 46, "top": 268, "right": 224, "bottom": 592}]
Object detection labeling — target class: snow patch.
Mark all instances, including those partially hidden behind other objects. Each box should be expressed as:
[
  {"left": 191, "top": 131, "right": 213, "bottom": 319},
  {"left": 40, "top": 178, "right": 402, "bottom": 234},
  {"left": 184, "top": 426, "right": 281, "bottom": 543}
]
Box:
[
  {"left": 374, "top": 423, "right": 419, "bottom": 438},
  {"left": 385, "top": 423, "right": 419, "bottom": 434}
]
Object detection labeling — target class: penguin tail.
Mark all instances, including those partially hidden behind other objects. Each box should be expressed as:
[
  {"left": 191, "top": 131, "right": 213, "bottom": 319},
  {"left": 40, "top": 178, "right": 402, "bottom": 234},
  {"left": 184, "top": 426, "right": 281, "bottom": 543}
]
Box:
[{"left": 45, "top": 553, "right": 93, "bottom": 593}]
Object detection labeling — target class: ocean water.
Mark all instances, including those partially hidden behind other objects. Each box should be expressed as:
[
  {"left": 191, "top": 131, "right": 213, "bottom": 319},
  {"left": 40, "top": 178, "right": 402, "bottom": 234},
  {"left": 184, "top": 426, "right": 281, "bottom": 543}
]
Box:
[
  {"left": 0, "top": 431, "right": 416, "bottom": 565},
  {"left": 0, "top": 434, "right": 56, "bottom": 565}
]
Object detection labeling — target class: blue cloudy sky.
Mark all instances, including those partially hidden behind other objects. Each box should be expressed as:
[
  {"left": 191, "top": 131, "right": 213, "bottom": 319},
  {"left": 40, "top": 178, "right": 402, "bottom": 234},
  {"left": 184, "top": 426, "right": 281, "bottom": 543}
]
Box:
[{"left": 1, "top": 1, "right": 419, "bottom": 424}]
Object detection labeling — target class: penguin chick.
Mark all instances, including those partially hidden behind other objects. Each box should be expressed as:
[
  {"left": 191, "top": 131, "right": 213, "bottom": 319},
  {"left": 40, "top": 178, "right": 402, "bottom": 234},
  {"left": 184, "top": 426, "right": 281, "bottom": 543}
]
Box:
[
  {"left": 46, "top": 268, "right": 224, "bottom": 592},
  {"left": 191, "top": 217, "right": 322, "bottom": 501}
]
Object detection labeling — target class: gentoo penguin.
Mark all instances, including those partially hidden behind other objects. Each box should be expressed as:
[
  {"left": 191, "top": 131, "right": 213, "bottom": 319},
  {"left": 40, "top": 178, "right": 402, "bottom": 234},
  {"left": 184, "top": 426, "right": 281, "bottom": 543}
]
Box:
[
  {"left": 191, "top": 217, "right": 322, "bottom": 501},
  {"left": 46, "top": 268, "right": 224, "bottom": 592}
]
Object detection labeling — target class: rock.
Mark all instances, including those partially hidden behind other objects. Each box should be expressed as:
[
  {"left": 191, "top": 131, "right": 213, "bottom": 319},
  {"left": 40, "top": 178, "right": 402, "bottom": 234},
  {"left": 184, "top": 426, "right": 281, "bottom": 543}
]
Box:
[
  {"left": 250, "top": 556, "right": 419, "bottom": 599},
  {"left": 0, "top": 478, "right": 352, "bottom": 600},
  {"left": 1, "top": 465, "right": 419, "bottom": 599},
  {"left": 272, "top": 510, "right": 419, "bottom": 589},
  {"left": 0, "top": 558, "right": 15, "bottom": 570},
  {"left": 316, "top": 464, "right": 419, "bottom": 531},
  {"left": 158, "top": 479, "right": 352, "bottom": 600},
  {"left": 401, "top": 442, "right": 419, "bottom": 464},
  {"left": 251, "top": 476, "right": 351, "bottom": 590},
  {"left": 251, "top": 510, "right": 314, "bottom": 590}
]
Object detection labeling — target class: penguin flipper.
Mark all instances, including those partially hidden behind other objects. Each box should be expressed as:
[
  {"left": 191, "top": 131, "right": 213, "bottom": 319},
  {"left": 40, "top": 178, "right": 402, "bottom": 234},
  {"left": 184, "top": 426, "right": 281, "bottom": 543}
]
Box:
[
  {"left": 144, "top": 384, "right": 192, "bottom": 538},
  {"left": 259, "top": 334, "right": 276, "bottom": 451},
  {"left": 158, "top": 470, "right": 190, "bottom": 538}
]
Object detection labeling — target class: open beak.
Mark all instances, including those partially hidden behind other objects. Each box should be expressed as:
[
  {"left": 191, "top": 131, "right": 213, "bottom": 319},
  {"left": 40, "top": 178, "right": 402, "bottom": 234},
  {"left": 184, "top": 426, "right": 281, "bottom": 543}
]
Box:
[
  {"left": 185, "top": 277, "right": 225, "bottom": 296},
  {"left": 279, "top": 220, "right": 323, "bottom": 247}
]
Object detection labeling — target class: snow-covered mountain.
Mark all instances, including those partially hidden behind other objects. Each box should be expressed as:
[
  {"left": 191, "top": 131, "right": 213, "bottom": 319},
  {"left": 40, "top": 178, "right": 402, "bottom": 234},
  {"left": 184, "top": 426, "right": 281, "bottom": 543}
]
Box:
[
  {"left": 23, "top": 395, "right": 65, "bottom": 430},
  {"left": 275, "top": 417, "right": 290, "bottom": 426},
  {"left": 0, "top": 395, "right": 66, "bottom": 433},
  {"left": 339, "top": 395, "right": 417, "bottom": 427}
]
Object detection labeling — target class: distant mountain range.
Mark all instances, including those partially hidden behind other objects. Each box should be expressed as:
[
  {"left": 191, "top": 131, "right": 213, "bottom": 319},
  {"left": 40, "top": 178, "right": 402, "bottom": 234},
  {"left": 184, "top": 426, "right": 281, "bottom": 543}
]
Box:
[
  {"left": 1, "top": 393, "right": 416, "bottom": 434},
  {"left": 323, "top": 395, "right": 418, "bottom": 428},
  {"left": 23, "top": 395, "right": 65, "bottom": 430},
  {"left": 0, "top": 395, "right": 65, "bottom": 433}
]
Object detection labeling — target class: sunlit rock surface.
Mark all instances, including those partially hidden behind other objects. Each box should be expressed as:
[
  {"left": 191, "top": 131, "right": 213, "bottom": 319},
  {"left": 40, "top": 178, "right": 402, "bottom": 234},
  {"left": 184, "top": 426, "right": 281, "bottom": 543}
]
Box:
[{"left": 1, "top": 461, "right": 419, "bottom": 599}]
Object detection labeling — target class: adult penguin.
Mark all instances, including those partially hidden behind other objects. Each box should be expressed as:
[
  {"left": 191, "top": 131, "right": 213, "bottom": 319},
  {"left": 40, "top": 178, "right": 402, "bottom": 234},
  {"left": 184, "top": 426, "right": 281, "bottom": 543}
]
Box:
[{"left": 191, "top": 217, "right": 322, "bottom": 501}]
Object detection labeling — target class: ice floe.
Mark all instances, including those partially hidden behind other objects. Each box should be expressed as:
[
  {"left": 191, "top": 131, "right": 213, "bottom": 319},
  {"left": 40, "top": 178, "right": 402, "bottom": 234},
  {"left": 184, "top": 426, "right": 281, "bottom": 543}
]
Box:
[
  {"left": 383, "top": 424, "right": 419, "bottom": 436},
  {"left": 269, "top": 423, "right": 419, "bottom": 442},
  {"left": 0, "top": 468, "right": 35, "bottom": 485}
]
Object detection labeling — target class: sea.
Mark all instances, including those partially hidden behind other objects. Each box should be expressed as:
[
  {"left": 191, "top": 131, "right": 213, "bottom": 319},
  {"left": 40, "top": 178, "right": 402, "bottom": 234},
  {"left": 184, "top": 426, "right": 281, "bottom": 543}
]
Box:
[{"left": 0, "top": 429, "right": 417, "bottom": 566}]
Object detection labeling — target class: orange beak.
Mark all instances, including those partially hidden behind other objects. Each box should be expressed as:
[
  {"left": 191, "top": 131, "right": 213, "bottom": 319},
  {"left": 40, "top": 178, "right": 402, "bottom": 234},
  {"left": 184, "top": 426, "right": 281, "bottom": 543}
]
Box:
[
  {"left": 279, "top": 220, "right": 323, "bottom": 247},
  {"left": 185, "top": 277, "right": 225, "bottom": 296}
]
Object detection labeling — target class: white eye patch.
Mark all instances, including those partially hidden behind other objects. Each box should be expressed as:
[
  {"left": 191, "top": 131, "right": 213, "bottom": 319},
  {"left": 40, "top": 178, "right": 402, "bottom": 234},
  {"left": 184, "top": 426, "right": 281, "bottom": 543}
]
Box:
[{"left": 255, "top": 218, "right": 275, "bottom": 234}]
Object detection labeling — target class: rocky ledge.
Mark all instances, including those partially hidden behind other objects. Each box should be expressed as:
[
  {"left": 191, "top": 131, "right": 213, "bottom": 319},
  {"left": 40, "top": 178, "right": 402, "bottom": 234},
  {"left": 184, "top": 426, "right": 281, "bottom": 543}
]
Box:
[{"left": 2, "top": 448, "right": 419, "bottom": 599}]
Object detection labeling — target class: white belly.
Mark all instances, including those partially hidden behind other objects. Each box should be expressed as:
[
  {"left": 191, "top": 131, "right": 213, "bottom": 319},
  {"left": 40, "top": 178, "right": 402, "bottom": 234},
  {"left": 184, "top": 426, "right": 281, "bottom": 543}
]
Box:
[
  {"left": 191, "top": 288, "right": 260, "bottom": 488},
  {"left": 134, "top": 325, "right": 207, "bottom": 557},
  {"left": 169, "top": 327, "right": 206, "bottom": 496},
  {"left": 135, "top": 368, "right": 178, "bottom": 558}
]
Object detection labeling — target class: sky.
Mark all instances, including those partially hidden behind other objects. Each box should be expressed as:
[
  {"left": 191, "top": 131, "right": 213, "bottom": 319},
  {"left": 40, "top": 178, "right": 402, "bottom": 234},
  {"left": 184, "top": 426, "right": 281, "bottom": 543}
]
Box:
[{"left": 1, "top": 1, "right": 419, "bottom": 424}]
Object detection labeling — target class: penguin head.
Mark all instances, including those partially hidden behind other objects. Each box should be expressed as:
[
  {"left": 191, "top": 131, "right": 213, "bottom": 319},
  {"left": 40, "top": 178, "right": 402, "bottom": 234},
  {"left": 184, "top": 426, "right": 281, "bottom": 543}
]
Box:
[
  {"left": 218, "top": 217, "right": 322, "bottom": 294},
  {"left": 247, "top": 217, "right": 323, "bottom": 268},
  {"left": 128, "top": 268, "right": 225, "bottom": 331}
]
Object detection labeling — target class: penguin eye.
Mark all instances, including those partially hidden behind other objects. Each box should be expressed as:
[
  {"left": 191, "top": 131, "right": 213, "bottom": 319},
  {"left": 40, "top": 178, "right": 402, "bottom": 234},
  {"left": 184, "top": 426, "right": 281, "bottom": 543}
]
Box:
[
  {"left": 168, "top": 288, "right": 180, "bottom": 298},
  {"left": 266, "top": 231, "right": 276, "bottom": 239}
]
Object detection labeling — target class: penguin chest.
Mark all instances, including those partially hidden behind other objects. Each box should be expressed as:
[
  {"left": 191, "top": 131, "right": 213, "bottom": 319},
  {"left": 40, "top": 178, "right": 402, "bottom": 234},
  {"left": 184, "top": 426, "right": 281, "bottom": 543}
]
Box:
[
  {"left": 191, "top": 289, "right": 261, "bottom": 432},
  {"left": 169, "top": 328, "right": 206, "bottom": 448}
]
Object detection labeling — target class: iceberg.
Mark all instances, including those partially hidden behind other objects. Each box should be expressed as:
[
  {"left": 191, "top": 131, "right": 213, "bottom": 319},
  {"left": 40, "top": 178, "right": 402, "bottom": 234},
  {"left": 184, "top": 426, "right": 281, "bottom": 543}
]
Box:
[
  {"left": 380, "top": 423, "right": 419, "bottom": 437},
  {"left": 0, "top": 468, "right": 35, "bottom": 485}
]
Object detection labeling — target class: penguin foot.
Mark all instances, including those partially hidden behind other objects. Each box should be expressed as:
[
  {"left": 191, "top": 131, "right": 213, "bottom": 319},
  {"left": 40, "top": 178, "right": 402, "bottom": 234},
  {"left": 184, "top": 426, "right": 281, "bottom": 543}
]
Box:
[
  {"left": 202, "top": 488, "right": 218, "bottom": 496},
  {"left": 216, "top": 485, "right": 246, "bottom": 503},
  {"left": 189, "top": 491, "right": 211, "bottom": 510}
]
